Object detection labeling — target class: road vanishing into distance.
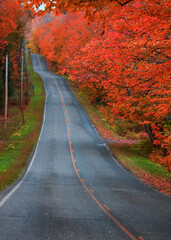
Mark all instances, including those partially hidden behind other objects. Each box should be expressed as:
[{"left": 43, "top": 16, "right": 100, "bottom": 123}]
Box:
[{"left": 0, "top": 54, "right": 171, "bottom": 240}]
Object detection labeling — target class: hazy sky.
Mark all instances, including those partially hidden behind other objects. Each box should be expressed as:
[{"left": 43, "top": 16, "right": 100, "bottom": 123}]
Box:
[{"left": 37, "top": 3, "right": 46, "bottom": 11}]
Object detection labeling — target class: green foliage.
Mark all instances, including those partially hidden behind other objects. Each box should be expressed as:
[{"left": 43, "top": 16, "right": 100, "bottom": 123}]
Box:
[
  {"left": 130, "top": 138, "right": 153, "bottom": 157},
  {"left": 0, "top": 71, "right": 5, "bottom": 110},
  {"left": 0, "top": 54, "right": 45, "bottom": 191},
  {"left": 111, "top": 145, "right": 171, "bottom": 180},
  {"left": 164, "top": 117, "right": 171, "bottom": 130},
  {"left": 113, "top": 119, "right": 142, "bottom": 137}
]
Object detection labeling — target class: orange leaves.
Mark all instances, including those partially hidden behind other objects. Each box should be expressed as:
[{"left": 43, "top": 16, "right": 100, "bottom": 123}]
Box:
[
  {"left": 0, "top": 0, "right": 26, "bottom": 113},
  {"left": 0, "top": 0, "right": 25, "bottom": 65},
  {"left": 28, "top": 0, "right": 171, "bottom": 169},
  {"left": 22, "top": 0, "right": 127, "bottom": 18},
  {"left": 0, "top": 0, "right": 17, "bottom": 45},
  {"left": 0, "top": 0, "right": 24, "bottom": 43}
]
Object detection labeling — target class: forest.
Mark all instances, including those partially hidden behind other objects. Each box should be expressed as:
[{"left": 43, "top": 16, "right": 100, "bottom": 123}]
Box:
[
  {"left": 25, "top": 0, "right": 171, "bottom": 170},
  {"left": 0, "top": 0, "right": 31, "bottom": 103},
  {"left": 0, "top": 0, "right": 170, "bottom": 171}
]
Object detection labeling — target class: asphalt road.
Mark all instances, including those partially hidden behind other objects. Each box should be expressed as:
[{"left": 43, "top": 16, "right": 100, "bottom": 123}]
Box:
[{"left": 0, "top": 54, "right": 171, "bottom": 240}]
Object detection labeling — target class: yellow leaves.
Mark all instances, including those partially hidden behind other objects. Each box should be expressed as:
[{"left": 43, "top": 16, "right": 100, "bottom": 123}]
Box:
[
  {"left": 12, "top": 132, "right": 21, "bottom": 137},
  {"left": 5, "top": 143, "right": 15, "bottom": 151}
]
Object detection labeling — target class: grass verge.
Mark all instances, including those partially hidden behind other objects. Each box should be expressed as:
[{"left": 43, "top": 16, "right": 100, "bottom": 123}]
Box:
[
  {"left": 0, "top": 55, "right": 45, "bottom": 192},
  {"left": 63, "top": 75, "right": 171, "bottom": 195}
]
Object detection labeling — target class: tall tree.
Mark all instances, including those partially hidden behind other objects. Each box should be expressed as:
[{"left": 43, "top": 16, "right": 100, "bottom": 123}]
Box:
[{"left": 0, "top": 0, "right": 26, "bottom": 108}]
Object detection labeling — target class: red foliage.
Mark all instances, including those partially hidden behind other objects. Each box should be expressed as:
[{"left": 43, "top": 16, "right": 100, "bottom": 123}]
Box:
[
  {"left": 27, "top": 0, "right": 171, "bottom": 170},
  {"left": 134, "top": 168, "right": 171, "bottom": 195},
  {"left": 0, "top": 0, "right": 25, "bottom": 81}
]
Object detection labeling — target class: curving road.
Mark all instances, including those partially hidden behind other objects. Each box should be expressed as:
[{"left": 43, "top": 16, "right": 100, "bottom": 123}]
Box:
[{"left": 0, "top": 54, "right": 171, "bottom": 240}]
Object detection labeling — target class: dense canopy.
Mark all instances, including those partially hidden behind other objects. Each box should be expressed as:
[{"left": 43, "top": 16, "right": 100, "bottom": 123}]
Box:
[
  {"left": 27, "top": 0, "right": 171, "bottom": 170},
  {"left": 21, "top": 0, "right": 152, "bottom": 20},
  {"left": 0, "top": 0, "right": 26, "bottom": 108},
  {"left": 21, "top": 0, "right": 133, "bottom": 12}
]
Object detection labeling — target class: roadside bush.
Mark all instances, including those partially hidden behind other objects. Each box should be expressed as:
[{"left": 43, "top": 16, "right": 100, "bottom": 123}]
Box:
[
  {"left": 130, "top": 138, "right": 153, "bottom": 157},
  {"left": 114, "top": 119, "right": 142, "bottom": 137}
]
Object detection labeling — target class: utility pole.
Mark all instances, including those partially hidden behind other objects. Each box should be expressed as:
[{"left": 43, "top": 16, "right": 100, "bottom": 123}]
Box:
[
  {"left": 4, "top": 53, "right": 8, "bottom": 132},
  {"left": 25, "top": 45, "right": 29, "bottom": 105},
  {"left": 20, "top": 54, "right": 25, "bottom": 124},
  {"left": 21, "top": 55, "right": 23, "bottom": 107}
]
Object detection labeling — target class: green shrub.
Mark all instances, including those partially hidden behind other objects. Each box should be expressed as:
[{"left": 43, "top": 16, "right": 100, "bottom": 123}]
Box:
[
  {"left": 130, "top": 138, "right": 153, "bottom": 157},
  {"left": 114, "top": 119, "right": 142, "bottom": 137}
]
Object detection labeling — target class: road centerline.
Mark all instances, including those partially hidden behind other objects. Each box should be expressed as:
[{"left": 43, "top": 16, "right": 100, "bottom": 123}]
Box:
[{"left": 52, "top": 77, "right": 139, "bottom": 240}]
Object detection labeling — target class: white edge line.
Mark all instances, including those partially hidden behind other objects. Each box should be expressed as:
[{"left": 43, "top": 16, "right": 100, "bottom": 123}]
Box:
[{"left": 0, "top": 93, "right": 47, "bottom": 208}]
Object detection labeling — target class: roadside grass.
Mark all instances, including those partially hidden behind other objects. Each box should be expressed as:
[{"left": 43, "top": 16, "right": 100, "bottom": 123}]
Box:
[
  {"left": 63, "top": 75, "right": 171, "bottom": 195},
  {"left": 110, "top": 144, "right": 170, "bottom": 177},
  {"left": 0, "top": 55, "right": 45, "bottom": 191}
]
